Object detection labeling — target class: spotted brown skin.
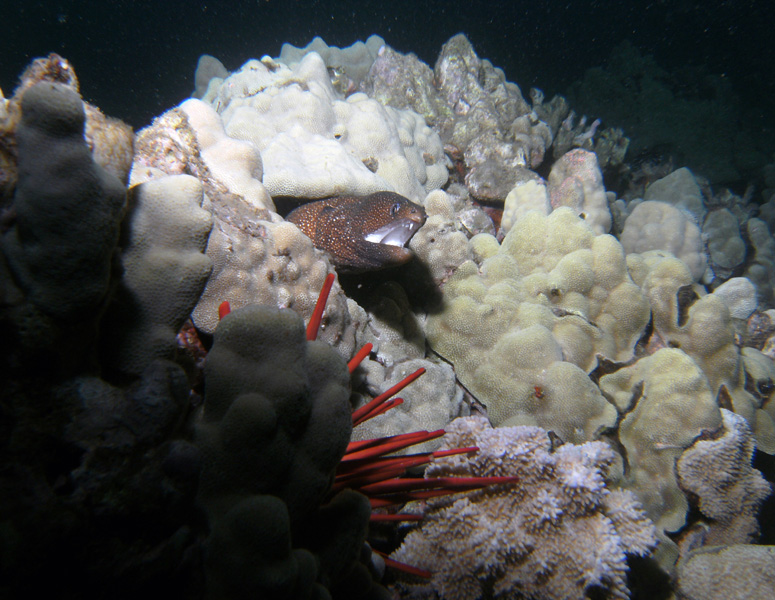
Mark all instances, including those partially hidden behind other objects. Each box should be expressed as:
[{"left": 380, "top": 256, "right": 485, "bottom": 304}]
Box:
[{"left": 286, "top": 191, "right": 427, "bottom": 273}]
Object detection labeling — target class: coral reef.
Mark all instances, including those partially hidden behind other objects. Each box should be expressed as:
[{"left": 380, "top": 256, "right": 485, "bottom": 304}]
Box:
[
  {"left": 100, "top": 174, "right": 213, "bottom": 377},
  {"left": 278, "top": 35, "right": 386, "bottom": 92},
  {"left": 546, "top": 148, "right": 612, "bottom": 234},
  {"left": 425, "top": 208, "right": 649, "bottom": 437},
  {"left": 391, "top": 416, "right": 656, "bottom": 600},
  {"left": 627, "top": 252, "right": 775, "bottom": 452},
  {"left": 620, "top": 201, "right": 707, "bottom": 281},
  {"left": 599, "top": 349, "right": 724, "bottom": 565},
  {"left": 4, "top": 33, "right": 775, "bottom": 600},
  {"left": 676, "top": 409, "right": 772, "bottom": 548},
  {"left": 676, "top": 544, "right": 775, "bottom": 600},
  {"left": 0, "top": 68, "right": 203, "bottom": 598},
  {"left": 363, "top": 34, "right": 552, "bottom": 202},
  {"left": 2, "top": 81, "right": 126, "bottom": 322},
  {"left": 205, "top": 51, "right": 448, "bottom": 203}
]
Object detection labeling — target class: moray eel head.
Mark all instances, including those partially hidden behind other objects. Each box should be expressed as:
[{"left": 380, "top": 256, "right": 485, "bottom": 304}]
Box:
[{"left": 286, "top": 191, "right": 427, "bottom": 273}]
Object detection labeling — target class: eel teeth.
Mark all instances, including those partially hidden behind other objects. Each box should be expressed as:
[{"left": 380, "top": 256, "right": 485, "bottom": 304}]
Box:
[{"left": 364, "top": 218, "right": 422, "bottom": 247}]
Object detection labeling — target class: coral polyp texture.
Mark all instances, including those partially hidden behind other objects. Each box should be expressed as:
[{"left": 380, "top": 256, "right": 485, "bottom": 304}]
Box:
[
  {"left": 425, "top": 207, "right": 649, "bottom": 438},
  {"left": 391, "top": 416, "right": 656, "bottom": 600},
  {"left": 203, "top": 50, "right": 448, "bottom": 202}
]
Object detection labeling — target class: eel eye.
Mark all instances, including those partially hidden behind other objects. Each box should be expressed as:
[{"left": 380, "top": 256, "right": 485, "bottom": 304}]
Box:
[{"left": 390, "top": 202, "right": 401, "bottom": 217}]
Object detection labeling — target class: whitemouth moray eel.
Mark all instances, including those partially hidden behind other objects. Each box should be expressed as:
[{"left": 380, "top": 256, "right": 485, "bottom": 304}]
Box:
[{"left": 286, "top": 192, "right": 427, "bottom": 273}]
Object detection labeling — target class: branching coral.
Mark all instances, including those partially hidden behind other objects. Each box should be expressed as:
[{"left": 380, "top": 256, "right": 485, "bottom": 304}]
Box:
[
  {"left": 676, "top": 409, "right": 772, "bottom": 547},
  {"left": 391, "top": 416, "right": 656, "bottom": 600}
]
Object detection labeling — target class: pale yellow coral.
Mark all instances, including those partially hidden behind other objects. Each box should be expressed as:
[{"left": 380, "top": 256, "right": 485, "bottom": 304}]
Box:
[
  {"left": 630, "top": 252, "right": 775, "bottom": 452},
  {"left": 425, "top": 208, "right": 649, "bottom": 438},
  {"left": 500, "top": 179, "right": 550, "bottom": 235},
  {"left": 599, "top": 348, "right": 722, "bottom": 567}
]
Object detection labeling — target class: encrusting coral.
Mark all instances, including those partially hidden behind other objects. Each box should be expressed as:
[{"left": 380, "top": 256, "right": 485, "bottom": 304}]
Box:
[
  {"left": 391, "top": 415, "right": 657, "bottom": 600},
  {"left": 599, "top": 348, "right": 724, "bottom": 566},
  {"left": 3, "top": 36, "right": 775, "bottom": 600},
  {"left": 627, "top": 252, "right": 775, "bottom": 452}
]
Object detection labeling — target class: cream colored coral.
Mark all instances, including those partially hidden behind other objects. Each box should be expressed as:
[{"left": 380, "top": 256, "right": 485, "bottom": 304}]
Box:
[
  {"left": 631, "top": 252, "right": 775, "bottom": 451},
  {"left": 500, "top": 179, "right": 550, "bottom": 236},
  {"left": 191, "top": 218, "right": 356, "bottom": 358},
  {"left": 599, "top": 348, "right": 722, "bottom": 567},
  {"left": 547, "top": 148, "right": 612, "bottom": 234},
  {"left": 676, "top": 409, "right": 772, "bottom": 547},
  {"left": 211, "top": 52, "right": 447, "bottom": 202},
  {"left": 620, "top": 200, "right": 707, "bottom": 281},
  {"left": 179, "top": 98, "right": 273, "bottom": 212},
  {"left": 277, "top": 35, "right": 385, "bottom": 87},
  {"left": 409, "top": 190, "right": 473, "bottom": 283},
  {"left": 391, "top": 416, "right": 656, "bottom": 600},
  {"left": 425, "top": 208, "right": 649, "bottom": 438}
]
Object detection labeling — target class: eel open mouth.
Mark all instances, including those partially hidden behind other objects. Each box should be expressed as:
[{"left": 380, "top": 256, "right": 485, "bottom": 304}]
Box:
[{"left": 363, "top": 217, "right": 424, "bottom": 247}]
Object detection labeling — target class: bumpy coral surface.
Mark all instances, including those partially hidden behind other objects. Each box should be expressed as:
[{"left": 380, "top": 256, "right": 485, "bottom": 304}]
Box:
[
  {"left": 206, "top": 51, "right": 448, "bottom": 202},
  {"left": 676, "top": 544, "right": 775, "bottom": 600},
  {"left": 391, "top": 416, "right": 656, "bottom": 600},
  {"left": 676, "top": 409, "right": 772, "bottom": 547},
  {"left": 101, "top": 174, "right": 213, "bottom": 377},
  {"left": 363, "top": 33, "right": 552, "bottom": 202},
  {"left": 278, "top": 35, "right": 385, "bottom": 90},
  {"left": 426, "top": 208, "right": 649, "bottom": 439},
  {"left": 195, "top": 304, "right": 377, "bottom": 599},
  {"left": 620, "top": 201, "right": 707, "bottom": 281},
  {"left": 547, "top": 148, "right": 612, "bottom": 234},
  {"left": 2, "top": 81, "right": 127, "bottom": 321},
  {"left": 628, "top": 252, "right": 775, "bottom": 452},
  {"left": 599, "top": 348, "right": 723, "bottom": 565}
]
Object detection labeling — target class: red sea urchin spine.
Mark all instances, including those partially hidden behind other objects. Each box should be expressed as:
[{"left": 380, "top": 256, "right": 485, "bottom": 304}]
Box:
[
  {"left": 211, "top": 274, "right": 521, "bottom": 580},
  {"left": 218, "top": 301, "right": 231, "bottom": 320},
  {"left": 351, "top": 367, "right": 426, "bottom": 426},
  {"left": 306, "top": 273, "right": 335, "bottom": 341}
]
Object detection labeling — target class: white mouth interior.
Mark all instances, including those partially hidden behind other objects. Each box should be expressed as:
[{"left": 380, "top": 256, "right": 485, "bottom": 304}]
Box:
[{"left": 363, "top": 219, "right": 421, "bottom": 247}]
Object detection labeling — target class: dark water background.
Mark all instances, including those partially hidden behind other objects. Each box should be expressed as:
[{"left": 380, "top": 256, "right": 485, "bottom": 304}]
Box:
[{"left": 1, "top": 1, "right": 771, "bottom": 127}]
